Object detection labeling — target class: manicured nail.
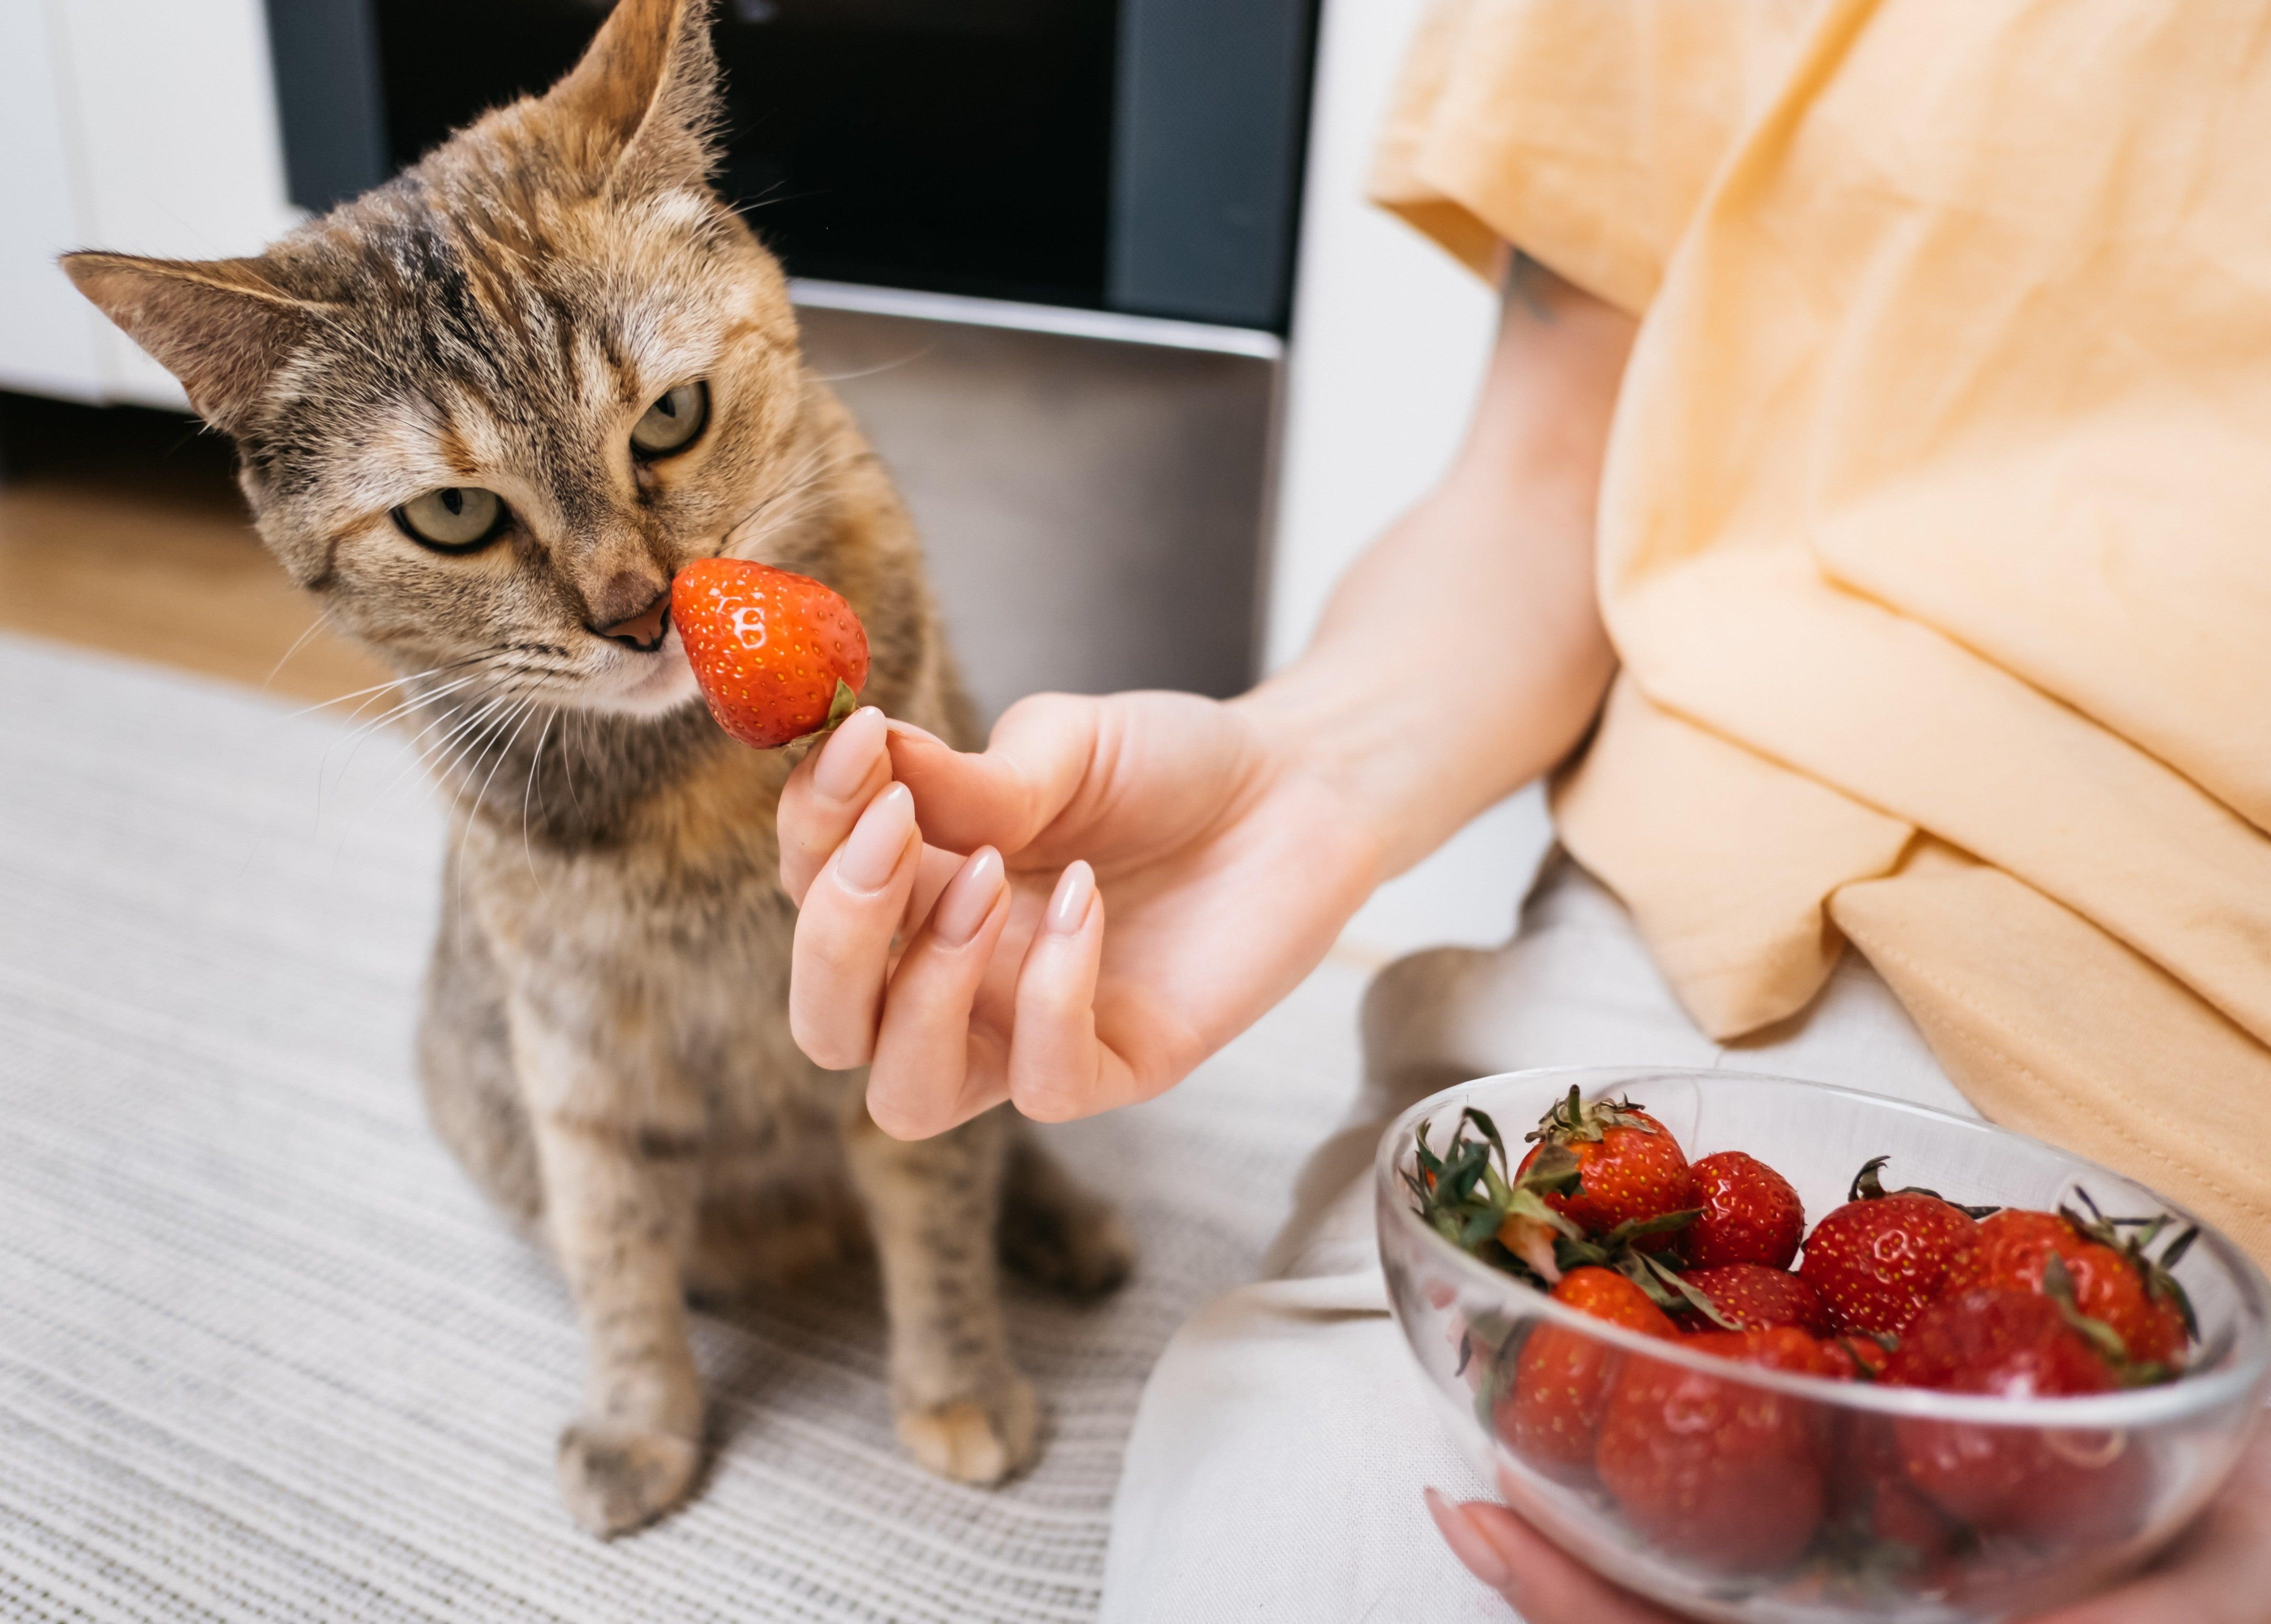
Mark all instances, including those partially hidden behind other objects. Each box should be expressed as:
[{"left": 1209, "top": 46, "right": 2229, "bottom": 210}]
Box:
[
  {"left": 1044, "top": 860, "right": 1095, "bottom": 936},
  {"left": 883, "top": 718, "right": 948, "bottom": 751},
  {"left": 931, "top": 847, "right": 1005, "bottom": 946},
  {"left": 1424, "top": 1488, "right": 1512, "bottom": 1590},
  {"left": 838, "top": 782, "right": 913, "bottom": 891},
  {"left": 814, "top": 706, "right": 885, "bottom": 800}
]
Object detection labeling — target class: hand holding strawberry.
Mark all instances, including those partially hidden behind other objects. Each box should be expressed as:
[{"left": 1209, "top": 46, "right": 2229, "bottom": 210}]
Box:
[{"left": 672, "top": 558, "right": 869, "bottom": 749}]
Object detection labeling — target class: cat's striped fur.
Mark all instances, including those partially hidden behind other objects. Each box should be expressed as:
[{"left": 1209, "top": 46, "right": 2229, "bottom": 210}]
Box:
[{"left": 65, "top": 0, "right": 1129, "bottom": 1537}]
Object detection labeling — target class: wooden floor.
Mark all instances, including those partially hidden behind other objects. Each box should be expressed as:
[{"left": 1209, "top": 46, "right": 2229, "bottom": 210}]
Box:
[{"left": 0, "top": 393, "right": 387, "bottom": 707}]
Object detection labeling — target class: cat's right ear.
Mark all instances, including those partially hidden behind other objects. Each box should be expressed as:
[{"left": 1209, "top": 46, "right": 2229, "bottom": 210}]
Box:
[
  {"left": 60, "top": 252, "right": 312, "bottom": 432},
  {"left": 542, "top": 0, "right": 721, "bottom": 199}
]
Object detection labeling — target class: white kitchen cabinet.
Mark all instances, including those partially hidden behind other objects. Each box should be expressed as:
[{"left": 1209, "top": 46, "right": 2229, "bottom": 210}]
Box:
[{"left": 0, "top": 0, "right": 301, "bottom": 409}]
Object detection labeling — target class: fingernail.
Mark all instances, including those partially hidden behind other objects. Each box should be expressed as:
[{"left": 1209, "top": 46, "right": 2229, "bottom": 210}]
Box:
[
  {"left": 814, "top": 706, "right": 885, "bottom": 800},
  {"left": 931, "top": 847, "right": 1005, "bottom": 946},
  {"left": 883, "top": 718, "right": 947, "bottom": 751},
  {"left": 1424, "top": 1488, "right": 1512, "bottom": 1590},
  {"left": 1044, "top": 860, "right": 1094, "bottom": 936},
  {"left": 838, "top": 782, "right": 913, "bottom": 891}
]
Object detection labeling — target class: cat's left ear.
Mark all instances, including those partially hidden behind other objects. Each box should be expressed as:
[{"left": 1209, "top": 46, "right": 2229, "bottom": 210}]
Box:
[
  {"left": 544, "top": 0, "right": 722, "bottom": 199},
  {"left": 60, "top": 252, "right": 314, "bottom": 432}
]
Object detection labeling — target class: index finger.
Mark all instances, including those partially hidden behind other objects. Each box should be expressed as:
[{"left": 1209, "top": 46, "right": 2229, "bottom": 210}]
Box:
[{"left": 777, "top": 705, "right": 890, "bottom": 903}]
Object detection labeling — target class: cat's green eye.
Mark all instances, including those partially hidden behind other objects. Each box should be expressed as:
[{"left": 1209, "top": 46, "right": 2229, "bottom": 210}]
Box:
[
  {"left": 394, "top": 486, "right": 507, "bottom": 552},
  {"left": 630, "top": 381, "right": 708, "bottom": 458}
]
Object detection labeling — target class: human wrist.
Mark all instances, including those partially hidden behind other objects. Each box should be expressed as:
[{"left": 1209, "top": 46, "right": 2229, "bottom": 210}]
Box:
[{"left": 1228, "top": 656, "right": 1443, "bottom": 883}]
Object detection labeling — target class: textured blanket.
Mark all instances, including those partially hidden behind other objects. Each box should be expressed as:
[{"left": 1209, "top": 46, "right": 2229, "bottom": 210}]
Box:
[{"left": 0, "top": 634, "right": 1363, "bottom": 1623}]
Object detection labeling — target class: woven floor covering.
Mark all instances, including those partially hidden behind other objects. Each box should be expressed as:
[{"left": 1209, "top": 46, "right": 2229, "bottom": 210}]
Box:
[{"left": 0, "top": 633, "right": 1367, "bottom": 1624}]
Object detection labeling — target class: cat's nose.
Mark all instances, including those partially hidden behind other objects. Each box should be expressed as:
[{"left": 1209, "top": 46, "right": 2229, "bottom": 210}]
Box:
[{"left": 592, "top": 584, "right": 671, "bottom": 652}]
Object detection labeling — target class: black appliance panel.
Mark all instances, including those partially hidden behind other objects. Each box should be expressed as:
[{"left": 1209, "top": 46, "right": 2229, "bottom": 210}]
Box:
[{"left": 263, "top": 0, "right": 1314, "bottom": 331}]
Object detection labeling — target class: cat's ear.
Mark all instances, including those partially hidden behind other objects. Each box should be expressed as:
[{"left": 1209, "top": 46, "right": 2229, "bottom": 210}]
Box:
[
  {"left": 544, "top": 0, "right": 721, "bottom": 199},
  {"left": 61, "top": 252, "right": 312, "bottom": 431}
]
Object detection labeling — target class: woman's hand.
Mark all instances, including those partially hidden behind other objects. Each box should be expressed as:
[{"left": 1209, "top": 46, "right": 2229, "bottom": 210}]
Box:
[
  {"left": 776, "top": 689, "right": 1381, "bottom": 1138},
  {"left": 1425, "top": 1419, "right": 2271, "bottom": 1624},
  {"left": 779, "top": 251, "right": 1633, "bottom": 1139}
]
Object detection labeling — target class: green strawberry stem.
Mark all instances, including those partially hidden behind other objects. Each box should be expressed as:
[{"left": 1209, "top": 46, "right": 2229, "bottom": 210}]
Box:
[
  {"left": 1406, "top": 1111, "right": 1583, "bottom": 1287},
  {"left": 2062, "top": 1189, "right": 2201, "bottom": 1341},
  {"left": 1524, "top": 1085, "right": 1662, "bottom": 1146},
  {"left": 2038, "top": 1252, "right": 2177, "bottom": 1384},
  {"left": 781, "top": 679, "right": 865, "bottom": 754},
  {"left": 1619, "top": 1248, "right": 1739, "bottom": 1329},
  {"left": 1847, "top": 1154, "right": 2000, "bottom": 1219}
]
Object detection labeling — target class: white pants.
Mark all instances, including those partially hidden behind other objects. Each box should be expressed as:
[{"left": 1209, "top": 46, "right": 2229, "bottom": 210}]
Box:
[{"left": 1098, "top": 854, "right": 1973, "bottom": 1623}]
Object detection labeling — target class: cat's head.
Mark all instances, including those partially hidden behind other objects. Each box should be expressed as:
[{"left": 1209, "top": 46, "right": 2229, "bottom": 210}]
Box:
[{"left": 64, "top": 0, "right": 802, "bottom": 719}]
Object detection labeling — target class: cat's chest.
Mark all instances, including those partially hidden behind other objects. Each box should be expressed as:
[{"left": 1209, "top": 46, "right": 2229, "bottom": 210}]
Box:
[{"left": 465, "top": 757, "right": 804, "bottom": 1031}]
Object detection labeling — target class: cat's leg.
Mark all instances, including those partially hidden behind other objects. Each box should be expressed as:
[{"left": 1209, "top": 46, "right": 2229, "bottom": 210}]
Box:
[
  {"left": 996, "top": 1128, "right": 1135, "bottom": 1299},
  {"left": 417, "top": 872, "right": 544, "bottom": 1229},
  {"left": 842, "top": 1106, "right": 1038, "bottom": 1485},
  {"left": 514, "top": 1010, "right": 707, "bottom": 1536}
]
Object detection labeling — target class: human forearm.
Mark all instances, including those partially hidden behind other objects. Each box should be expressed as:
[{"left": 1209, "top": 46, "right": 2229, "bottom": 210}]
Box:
[{"left": 1238, "top": 258, "right": 1635, "bottom": 879}]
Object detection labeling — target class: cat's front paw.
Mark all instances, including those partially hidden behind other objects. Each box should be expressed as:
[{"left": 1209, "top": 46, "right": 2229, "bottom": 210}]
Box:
[
  {"left": 895, "top": 1374, "right": 1039, "bottom": 1486},
  {"left": 556, "top": 1420, "right": 701, "bottom": 1536}
]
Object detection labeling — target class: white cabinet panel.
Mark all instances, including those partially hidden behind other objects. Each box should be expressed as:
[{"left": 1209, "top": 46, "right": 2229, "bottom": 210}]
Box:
[
  {"left": 22, "top": 0, "right": 303, "bottom": 409},
  {"left": 0, "top": 0, "right": 107, "bottom": 401}
]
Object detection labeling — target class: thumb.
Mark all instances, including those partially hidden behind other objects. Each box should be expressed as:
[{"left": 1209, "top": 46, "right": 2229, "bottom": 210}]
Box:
[{"left": 885, "top": 693, "right": 1099, "bottom": 857}]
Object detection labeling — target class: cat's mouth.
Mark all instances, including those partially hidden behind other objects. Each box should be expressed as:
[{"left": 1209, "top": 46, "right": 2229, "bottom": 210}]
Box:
[{"left": 579, "top": 622, "right": 700, "bottom": 719}]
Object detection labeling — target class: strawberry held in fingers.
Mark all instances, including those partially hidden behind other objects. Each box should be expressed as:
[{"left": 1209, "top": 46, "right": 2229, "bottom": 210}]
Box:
[
  {"left": 671, "top": 557, "right": 869, "bottom": 749},
  {"left": 1517, "top": 1089, "right": 1697, "bottom": 1252},
  {"left": 1798, "top": 1156, "right": 1989, "bottom": 1336}
]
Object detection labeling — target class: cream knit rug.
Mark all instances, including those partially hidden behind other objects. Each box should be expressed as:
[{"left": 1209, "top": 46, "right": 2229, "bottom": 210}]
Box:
[{"left": 0, "top": 634, "right": 1365, "bottom": 1623}]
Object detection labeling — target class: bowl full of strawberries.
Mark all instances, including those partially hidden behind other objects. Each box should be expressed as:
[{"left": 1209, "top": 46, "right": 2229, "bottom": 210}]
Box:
[{"left": 1375, "top": 1068, "right": 2271, "bottom": 1623}]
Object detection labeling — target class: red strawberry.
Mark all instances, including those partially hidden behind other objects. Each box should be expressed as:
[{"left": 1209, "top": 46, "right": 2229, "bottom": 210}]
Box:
[
  {"left": 1596, "top": 1326, "right": 1831, "bottom": 1572},
  {"left": 671, "top": 558, "right": 869, "bottom": 749},
  {"left": 1798, "top": 1157, "right": 1986, "bottom": 1335},
  {"left": 1497, "top": 1267, "right": 1678, "bottom": 1483},
  {"left": 1684, "top": 1151, "right": 1805, "bottom": 1269},
  {"left": 1675, "top": 1264, "right": 1832, "bottom": 1335},
  {"left": 1830, "top": 1412, "right": 1963, "bottom": 1565},
  {"left": 1885, "top": 1288, "right": 2148, "bottom": 1544},
  {"left": 1516, "top": 1089, "right": 1697, "bottom": 1252},
  {"left": 1818, "top": 1334, "right": 1893, "bottom": 1382},
  {"left": 1943, "top": 1207, "right": 2192, "bottom": 1371}
]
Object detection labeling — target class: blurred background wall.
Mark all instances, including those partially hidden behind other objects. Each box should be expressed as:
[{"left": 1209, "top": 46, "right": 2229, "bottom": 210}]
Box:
[{"left": 0, "top": 0, "right": 1543, "bottom": 960}]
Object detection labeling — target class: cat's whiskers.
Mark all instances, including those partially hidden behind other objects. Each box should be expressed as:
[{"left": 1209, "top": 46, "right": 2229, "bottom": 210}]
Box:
[
  {"left": 313, "top": 660, "right": 509, "bottom": 824},
  {"left": 520, "top": 708, "right": 560, "bottom": 891},
  {"left": 322, "top": 660, "right": 514, "bottom": 800},
  {"left": 430, "top": 700, "right": 530, "bottom": 865},
  {"left": 382, "top": 683, "right": 519, "bottom": 803},
  {"left": 450, "top": 692, "right": 546, "bottom": 896},
  {"left": 274, "top": 655, "right": 480, "bottom": 724},
  {"left": 261, "top": 609, "right": 342, "bottom": 692},
  {"left": 421, "top": 683, "right": 537, "bottom": 798},
  {"left": 399, "top": 645, "right": 590, "bottom": 808}
]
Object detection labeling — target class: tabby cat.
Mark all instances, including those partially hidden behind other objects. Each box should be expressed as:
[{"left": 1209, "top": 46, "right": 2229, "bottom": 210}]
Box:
[{"left": 65, "top": 0, "right": 1129, "bottom": 1536}]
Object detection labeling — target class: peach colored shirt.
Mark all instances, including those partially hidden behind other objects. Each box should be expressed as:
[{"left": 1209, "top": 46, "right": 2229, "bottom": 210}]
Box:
[{"left": 1376, "top": 0, "right": 2271, "bottom": 1264}]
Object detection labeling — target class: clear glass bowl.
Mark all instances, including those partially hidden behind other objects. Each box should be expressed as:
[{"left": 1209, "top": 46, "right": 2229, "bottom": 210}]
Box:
[{"left": 1376, "top": 1068, "right": 2271, "bottom": 1624}]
